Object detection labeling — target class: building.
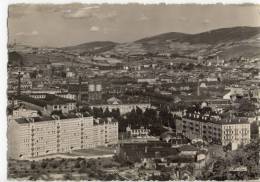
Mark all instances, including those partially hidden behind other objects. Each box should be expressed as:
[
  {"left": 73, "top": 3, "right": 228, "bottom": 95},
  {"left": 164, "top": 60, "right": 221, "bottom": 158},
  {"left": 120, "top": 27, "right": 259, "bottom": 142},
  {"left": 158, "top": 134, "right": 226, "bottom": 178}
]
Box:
[
  {"left": 90, "top": 102, "right": 151, "bottom": 115},
  {"left": 88, "top": 83, "right": 102, "bottom": 101},
  {"left": 176, "top": 112, "right": 250, "bottom": 147},
  {"left": 12, "top": 107, "right": 38, "bottom": 119},
  {"left": 259, "top": 126, "right": 260, "bottom": 138},
  {"left": 137, "top": 78, "right": 157, "bottom": 84},
  {"left": 118, "top": 142, "right": 208, "bottom": 170},
  {"left": 56, "top": 93, "right": 77, "bottom": 101},
  {"left": 7, "top": 114, "right": 118, "bottom": 160},
  {"left": 17, "top": 95, "right": 77, "bottom": 114},
  {"left": 126, "top": 126, "right": 150, "bottom": 138}
]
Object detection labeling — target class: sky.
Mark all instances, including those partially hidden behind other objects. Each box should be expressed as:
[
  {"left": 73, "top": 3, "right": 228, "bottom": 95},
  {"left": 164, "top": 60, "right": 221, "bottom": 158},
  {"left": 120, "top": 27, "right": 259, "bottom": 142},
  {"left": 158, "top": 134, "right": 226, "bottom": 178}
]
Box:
[{"left": 8, "top": 3, "right": 260, "bottom": 47}]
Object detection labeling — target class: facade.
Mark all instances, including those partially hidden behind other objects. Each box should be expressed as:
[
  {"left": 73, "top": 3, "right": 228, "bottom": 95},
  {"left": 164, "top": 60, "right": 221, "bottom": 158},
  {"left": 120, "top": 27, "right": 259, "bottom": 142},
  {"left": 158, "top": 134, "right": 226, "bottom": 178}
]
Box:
[
  {"left": 18, "top": 95, "right": 77, "bottom": 114},
  {"left": 90, "top": 103, "right": 151, "bottom": 115},
  {"left": 137, "top": 78, "right": 157, "bottom": 84},
  {"left": 12, "top": 108, "right": 38, "bottom": 119},
  {"left": 126, "top": 126, "right": 150, "bottom": 138},
  {"left": 46, "top": 102, "right": 76, "bottom": 114},
  {"left": 7, "top": 115, "right": 118, "bottom": 160},
  {"left": 56, "top": 93, "right": 77, "bottom": 101},
  {"left": 176, "top": 112, "right": 250, "bottom": 147},
  {"left": 88, "top": 83, "right": 102, "bottom": 101}
]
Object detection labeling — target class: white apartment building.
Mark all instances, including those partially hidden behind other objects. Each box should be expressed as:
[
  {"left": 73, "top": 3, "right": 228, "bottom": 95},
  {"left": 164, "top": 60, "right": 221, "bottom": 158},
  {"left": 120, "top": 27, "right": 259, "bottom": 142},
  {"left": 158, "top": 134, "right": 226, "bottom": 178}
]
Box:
[
  {"left": 176, "top": 112, "right": 250, "bottom": 147},
  {"left": 7, "top": 115, "right": 118, "bottom": 160}
]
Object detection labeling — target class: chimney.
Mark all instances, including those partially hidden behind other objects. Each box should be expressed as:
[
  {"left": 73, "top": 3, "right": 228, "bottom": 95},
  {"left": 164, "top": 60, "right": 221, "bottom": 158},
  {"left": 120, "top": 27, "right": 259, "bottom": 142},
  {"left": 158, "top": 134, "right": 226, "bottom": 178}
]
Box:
[
  {"left": 77, "top": 76, "right": 82, "bottom": 107},
  {"left": 197, "top": 81, "right": 200, "bottom": 96},
  {"left": 17, "top": 71, "right": 21, "bottom": 96}
]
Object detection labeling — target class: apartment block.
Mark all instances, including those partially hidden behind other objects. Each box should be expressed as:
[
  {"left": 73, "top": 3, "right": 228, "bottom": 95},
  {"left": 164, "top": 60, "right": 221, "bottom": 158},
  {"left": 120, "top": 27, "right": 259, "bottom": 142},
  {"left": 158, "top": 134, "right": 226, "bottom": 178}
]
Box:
[
  {"left": 7, "top": 115, "right": 118, "bottom": 160},
  {"left": 176, "top": 112, "right": 250, "bottom": 147}
]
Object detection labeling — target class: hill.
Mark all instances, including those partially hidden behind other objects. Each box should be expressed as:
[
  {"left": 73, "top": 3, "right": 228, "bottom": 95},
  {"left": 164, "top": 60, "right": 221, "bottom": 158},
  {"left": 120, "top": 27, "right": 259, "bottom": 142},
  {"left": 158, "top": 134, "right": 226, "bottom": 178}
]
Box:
[
  {"left": 8, "top": 26, "right": 260, "bottom": 66},
  {"left": 137, "top": 26, "right": 260, "bottom": 45},
  {"left": 132, "top": 26, "right": 260, "bottom": 59},
  {"left": 62, "top": 41, "right": 118, "bottom": 55}
]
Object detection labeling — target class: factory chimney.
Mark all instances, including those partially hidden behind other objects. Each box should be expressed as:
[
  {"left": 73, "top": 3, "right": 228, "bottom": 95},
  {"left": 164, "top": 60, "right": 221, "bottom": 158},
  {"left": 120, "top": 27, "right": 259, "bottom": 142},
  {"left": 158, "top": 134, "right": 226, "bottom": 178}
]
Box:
[
  {"left": 77, "top": 76, "right": 82, "bottom": 106},
  {"left": 17, "top": 71, "right": 21, "bottom": 96}
]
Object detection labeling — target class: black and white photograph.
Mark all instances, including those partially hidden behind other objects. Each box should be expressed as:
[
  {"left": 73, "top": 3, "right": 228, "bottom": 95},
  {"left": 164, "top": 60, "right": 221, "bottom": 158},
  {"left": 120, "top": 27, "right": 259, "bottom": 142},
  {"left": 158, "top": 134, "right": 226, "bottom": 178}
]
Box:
[{"left": 5, "top": 1, "right": 260, "bottom": 181}]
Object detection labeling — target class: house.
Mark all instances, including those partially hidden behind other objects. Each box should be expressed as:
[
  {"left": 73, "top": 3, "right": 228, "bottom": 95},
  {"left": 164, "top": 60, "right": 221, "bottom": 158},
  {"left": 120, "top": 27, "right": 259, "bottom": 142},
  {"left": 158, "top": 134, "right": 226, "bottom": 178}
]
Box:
[
  {"left": 11, "top": 107, "right": 38, "bottom": 119},
  {"left": 17, "top": 94, "right": 77, "bottom": 115},
  {"left": 107, "top": 97, "right": 122, "bottom": 105},
  {"left": 90, "top": 97, "right": 151, "bottom": 115},
  {"left": 126, "top": 126, "right": 150, "bottom": 138},
  {"left": 160, "top": 131, "right": 190, "bottom": 145}
]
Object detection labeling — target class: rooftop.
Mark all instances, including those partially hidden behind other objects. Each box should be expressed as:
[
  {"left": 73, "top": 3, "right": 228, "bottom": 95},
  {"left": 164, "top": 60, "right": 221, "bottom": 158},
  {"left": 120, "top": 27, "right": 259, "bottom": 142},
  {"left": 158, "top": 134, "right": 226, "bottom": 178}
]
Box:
[
  {"left": 183, "top": 112, "right": 249, "bottom": 125},
  {"left": 17, "top": 94, "right": 75, "bottom": 107},
  {"left": 15, "top": 113, "right": 92, "bottom": 124}
]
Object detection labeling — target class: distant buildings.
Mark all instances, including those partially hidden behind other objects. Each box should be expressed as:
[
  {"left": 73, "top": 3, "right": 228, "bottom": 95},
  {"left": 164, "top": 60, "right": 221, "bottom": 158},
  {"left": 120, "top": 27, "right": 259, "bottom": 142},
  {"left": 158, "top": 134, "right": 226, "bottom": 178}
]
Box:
[
  {"left": 17, "top": 94, "right": 77, "bottom": 114},
  {"left": 7, "top": 114, "right": 118, "bottom": 160},
  {"left": 137, "top": 78, "right": 157, "bottom": 85},
  {"left": 90, "top": 97, "right": 151, "bottom": 114},
  {"left": 118, "top": 142, "right": 208, "bottom": 171},
  {"left": 11, "top": 107, "right": 38, "bottom": 119},
  {"left": 88, "top": 83, "right": 102, "bottom": 101}
]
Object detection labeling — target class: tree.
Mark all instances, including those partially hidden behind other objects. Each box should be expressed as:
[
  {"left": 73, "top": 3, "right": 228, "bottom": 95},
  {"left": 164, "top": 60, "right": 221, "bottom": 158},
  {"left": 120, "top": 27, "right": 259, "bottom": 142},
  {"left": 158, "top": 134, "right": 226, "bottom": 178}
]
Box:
[
  {"left": 30, "top": 162, "right": 36, "bottom": 170},
  {"left": 37, "top": 110, "right": 42, "bottom": 116},
  {"left": 64, "top": 173, "right": 73, "bottom": 180},
  {"left": 250, "top": 121, "right": 258, "bottom": 139},
  {"left": 238, "top": 99, "right": 256, "bottom": 113},
  {"left": 104, "top": 107, "right": 111, "bottom": 117},
  {"left": 40, "top": 161, "right": 48, "bottom": 169},
  {"left": 111, "top": 108, "right": 120, "bottom": 119}
]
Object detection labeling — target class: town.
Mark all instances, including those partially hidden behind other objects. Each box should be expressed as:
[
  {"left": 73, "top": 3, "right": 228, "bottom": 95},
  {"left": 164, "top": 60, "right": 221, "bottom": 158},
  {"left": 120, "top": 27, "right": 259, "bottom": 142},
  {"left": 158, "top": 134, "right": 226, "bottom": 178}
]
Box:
[
  {"left": 6, "top": 4, "right": 260, "bottom": 181},
  {"left": 7, "top": 32, "right": 260, "bottom": 180}
]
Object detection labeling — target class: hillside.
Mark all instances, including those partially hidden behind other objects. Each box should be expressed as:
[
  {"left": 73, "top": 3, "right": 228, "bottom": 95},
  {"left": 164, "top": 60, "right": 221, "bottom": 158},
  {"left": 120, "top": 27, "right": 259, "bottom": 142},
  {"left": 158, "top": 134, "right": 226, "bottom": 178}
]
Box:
[
  {"left": 62, "top": 41, "right": 118, "bottom": 55},
  {"left": 137, "top": 26, "right": 260, "bottom": 45},
  {"left": 132, "top": 26, "right": 260, "bottom": 59},
  {"left": 8, "top": 26, "right": 260, "bottom": 66}
]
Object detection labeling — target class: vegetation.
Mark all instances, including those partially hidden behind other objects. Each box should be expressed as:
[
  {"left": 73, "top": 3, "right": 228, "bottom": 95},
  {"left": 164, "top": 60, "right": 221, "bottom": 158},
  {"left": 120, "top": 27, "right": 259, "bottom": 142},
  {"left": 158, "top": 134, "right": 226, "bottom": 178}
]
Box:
[
  {"left": 199, "top": 139, "right": 260, "bottom": 180},
  {"left": 8, "top": 157, "right": 121, "bottom": 181}
]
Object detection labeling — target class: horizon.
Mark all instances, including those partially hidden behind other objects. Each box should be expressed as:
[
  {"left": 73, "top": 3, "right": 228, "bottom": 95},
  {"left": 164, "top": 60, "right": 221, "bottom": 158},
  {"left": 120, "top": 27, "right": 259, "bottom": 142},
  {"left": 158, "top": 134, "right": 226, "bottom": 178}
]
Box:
[
  {"left": 9, "top": 25, "right": 260, "bottom": 48},
  {"left": 8, "top": 4, "right": 260, "bottom": 47}
]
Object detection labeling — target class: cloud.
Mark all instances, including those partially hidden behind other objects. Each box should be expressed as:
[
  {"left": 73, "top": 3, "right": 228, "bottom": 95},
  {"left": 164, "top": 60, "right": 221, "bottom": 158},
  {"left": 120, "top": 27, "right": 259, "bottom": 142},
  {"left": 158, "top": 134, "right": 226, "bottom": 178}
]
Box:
[
  {"left": 62, "top": 6, "right": 117, "bottom": 22},
  {"left": 63, "top": 6, "right": 99, "bottom": 19},
  {"left": 97, "top": 11, "right": 117, "bottom": 20},
  {"left": 63, "top": 9, "right": 72, "bottom": 14},
  {"left": 15, "top": 30, "right": 39, "bottom": 36},
  {"left": 90, "top": 26, "right": 100, "bottom": 32},
  {"left": 138, "top": 14, "right": 149, "bottom": 21},
  {"left": 103, "top": 27, "right": 118, "bottom": 34},
  {"left": 202, "top": 19, "right": 211, "bottom": 25},
  {"left": 178, "top": 17, "right": 188, "bottom": 22},
  {"left": 31, "top": 30, "right": 39, "bottom": 35}
]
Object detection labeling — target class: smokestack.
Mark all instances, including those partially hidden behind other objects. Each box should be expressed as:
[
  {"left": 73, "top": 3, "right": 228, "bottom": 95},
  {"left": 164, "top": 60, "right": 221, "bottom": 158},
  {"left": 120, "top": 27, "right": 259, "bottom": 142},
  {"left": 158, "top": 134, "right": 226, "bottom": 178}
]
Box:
[
  {"left": 78, "top": 76, "right": 82, "bottom": 106},
  {"left": 197, "top": 81, "right": 200, "bottom": 97},
  {"left": 17, "top": 71, "right": 21, "bottom": 96}
]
